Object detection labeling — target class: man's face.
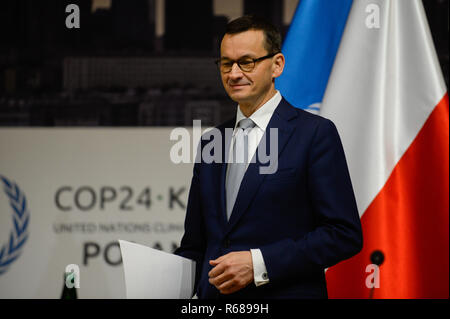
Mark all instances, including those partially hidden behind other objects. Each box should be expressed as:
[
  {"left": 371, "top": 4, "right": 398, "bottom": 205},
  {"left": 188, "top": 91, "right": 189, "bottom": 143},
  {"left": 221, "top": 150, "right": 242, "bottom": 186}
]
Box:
[{"left": 219, "top": 30, "right": 277, "bottom": 107}]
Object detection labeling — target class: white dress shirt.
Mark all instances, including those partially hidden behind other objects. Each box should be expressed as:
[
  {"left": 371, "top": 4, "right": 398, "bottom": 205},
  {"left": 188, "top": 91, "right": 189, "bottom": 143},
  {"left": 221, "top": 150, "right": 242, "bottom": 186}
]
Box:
[{"left": 226, "top": 90, "right": 282, "bottom": 287}]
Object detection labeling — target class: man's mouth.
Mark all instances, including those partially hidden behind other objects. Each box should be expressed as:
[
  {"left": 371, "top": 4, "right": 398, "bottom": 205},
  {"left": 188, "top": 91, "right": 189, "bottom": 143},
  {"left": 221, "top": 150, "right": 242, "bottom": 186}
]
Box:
[{"left": 229, "top": 83, "right": 250, "bottom": 88}]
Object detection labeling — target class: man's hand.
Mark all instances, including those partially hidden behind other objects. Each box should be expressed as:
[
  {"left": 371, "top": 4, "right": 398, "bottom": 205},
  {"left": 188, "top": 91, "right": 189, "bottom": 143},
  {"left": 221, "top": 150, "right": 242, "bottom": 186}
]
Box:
[{"left": 208, "top": 251, "right": 253, "bottom": 294}]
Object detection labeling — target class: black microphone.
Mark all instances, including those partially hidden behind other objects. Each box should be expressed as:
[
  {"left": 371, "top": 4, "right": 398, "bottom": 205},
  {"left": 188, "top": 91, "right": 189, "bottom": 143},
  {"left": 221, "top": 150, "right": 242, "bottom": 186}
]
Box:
[
  {"left": 370, "top": 250, "right": 385, "bottom": 266},
  {"left": 368, "top": 250, "right": 384, "bottom": 299}
]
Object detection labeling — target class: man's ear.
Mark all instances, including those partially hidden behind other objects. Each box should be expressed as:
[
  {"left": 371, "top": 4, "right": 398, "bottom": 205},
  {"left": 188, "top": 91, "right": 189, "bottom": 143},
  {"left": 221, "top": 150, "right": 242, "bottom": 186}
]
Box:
[{"left": 272, "top": 53, "right": 285, "bottom": 79}]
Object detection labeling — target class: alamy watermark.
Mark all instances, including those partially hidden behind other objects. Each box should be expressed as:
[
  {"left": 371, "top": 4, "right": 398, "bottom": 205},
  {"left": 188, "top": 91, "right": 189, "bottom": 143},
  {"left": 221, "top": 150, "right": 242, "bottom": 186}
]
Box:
[
  {"left": 365, "top": 264, "right": 380, "bottom": 289},
  {"left": 65, "top": 264, "right": 80, "bottom": 289},
  {"left": 65, "top": 4, "right": 80, "bottom": 29},
  {"left": 64, "top": 4, "right": 381, "bottom": 32},
  {"left": 365, "top": 4, "right": 380, "bottom": 29},
  {"left": 169, "top": 120, "right": 279, "bottom": 175}
]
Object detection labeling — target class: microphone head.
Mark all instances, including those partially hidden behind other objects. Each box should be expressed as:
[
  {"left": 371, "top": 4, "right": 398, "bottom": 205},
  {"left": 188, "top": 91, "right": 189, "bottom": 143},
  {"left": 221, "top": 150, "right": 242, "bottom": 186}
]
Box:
[{"left": 370, "top": 250, "right": 385, "bottom": 266}]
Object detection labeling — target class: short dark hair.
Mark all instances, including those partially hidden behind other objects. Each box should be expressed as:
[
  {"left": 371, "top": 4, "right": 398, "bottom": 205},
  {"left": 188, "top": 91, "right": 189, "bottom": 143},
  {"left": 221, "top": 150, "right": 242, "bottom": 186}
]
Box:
[{"left": 224, "top": 15, "right": 282, "bottom": 55}]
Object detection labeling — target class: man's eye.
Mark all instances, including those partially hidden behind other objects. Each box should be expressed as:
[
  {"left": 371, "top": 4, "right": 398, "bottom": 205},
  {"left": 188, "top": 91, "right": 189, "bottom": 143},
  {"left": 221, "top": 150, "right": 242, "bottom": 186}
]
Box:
[
  {"left": 239, "top": 60, "right": 253, "bottom": 65},
  {"left": 221, "top": 61, "right": 234, "bottom": 67}
]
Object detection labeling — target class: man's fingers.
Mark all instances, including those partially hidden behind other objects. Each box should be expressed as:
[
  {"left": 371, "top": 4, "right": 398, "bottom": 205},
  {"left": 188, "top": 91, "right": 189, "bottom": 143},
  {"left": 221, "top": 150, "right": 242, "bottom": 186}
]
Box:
[
  {"left": 208, "top": 253, "right": 232, "bottom": 277},
  {"left": 208, "top": 261, "right": 226, "bottom": 278},
  {"left": 208, "top": 251, "right": 253, "bottom": 294},
  {"left": 209, "top": 259, "right": 219, "bottom": 267},
  {"left": 217, "top": 278, "right": 243, "bottom": 295},
  {"left": 209, "top": 254, "right": 227, "bottom": 266},
  {"left": 209, "top": 270, "right": 232, "bottom": 287}
]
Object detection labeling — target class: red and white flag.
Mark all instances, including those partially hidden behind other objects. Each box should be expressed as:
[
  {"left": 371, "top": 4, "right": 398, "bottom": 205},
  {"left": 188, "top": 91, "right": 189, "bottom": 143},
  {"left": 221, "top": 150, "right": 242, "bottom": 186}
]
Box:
[{"left": 321, "top": 0, "right": 449, "bottom": 298}]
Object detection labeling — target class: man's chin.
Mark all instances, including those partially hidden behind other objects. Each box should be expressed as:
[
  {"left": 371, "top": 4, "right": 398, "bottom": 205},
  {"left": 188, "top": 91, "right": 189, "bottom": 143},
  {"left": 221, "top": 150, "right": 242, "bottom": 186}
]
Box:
[{"left": 228, "top": 91, "right": 252, "bottom": 104}]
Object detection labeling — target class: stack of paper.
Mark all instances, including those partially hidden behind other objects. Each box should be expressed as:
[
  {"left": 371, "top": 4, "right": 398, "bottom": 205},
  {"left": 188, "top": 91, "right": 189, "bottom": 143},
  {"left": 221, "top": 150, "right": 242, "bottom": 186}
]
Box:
[{"left": 118, "top": 240, "right": 195, "bottom": 299}]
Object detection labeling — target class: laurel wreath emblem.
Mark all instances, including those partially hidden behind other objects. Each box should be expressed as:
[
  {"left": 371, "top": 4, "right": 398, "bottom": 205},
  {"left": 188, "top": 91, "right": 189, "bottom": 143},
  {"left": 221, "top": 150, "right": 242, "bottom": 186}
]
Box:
[{"left": 0, "top": 175, "right": 30, "bottom": 275}]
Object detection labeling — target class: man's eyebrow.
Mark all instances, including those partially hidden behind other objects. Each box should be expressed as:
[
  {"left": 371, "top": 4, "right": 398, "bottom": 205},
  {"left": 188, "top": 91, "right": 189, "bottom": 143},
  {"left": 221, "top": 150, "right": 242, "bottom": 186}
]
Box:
[{"left": 220, "top": 54, "right": 255, "bottom": 60}]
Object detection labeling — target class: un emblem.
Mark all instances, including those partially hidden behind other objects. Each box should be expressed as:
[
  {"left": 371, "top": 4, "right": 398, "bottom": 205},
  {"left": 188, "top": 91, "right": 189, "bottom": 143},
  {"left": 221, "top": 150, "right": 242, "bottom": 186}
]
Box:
[{"left": 0, "top": 175, "right": 30, "bottom": 275}]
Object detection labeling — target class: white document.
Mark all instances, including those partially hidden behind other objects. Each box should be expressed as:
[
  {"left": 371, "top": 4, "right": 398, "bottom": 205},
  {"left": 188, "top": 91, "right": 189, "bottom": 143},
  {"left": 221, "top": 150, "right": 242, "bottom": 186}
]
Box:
[{"left": 118, "top": 240, "right": 196, "bottom": 299}]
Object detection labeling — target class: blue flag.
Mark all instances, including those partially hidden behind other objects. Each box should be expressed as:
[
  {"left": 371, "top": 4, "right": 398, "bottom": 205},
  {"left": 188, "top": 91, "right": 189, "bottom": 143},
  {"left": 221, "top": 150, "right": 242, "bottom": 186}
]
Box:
[{"left": 276, "top": 0, "right": 353, "bottom": 111}]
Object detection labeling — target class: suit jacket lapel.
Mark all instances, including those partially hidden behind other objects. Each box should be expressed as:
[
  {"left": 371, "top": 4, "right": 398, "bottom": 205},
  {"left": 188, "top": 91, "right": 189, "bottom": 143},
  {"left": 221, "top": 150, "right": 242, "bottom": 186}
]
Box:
[{"left": 224, "top": 98, "right": 298, "bottom": 235}]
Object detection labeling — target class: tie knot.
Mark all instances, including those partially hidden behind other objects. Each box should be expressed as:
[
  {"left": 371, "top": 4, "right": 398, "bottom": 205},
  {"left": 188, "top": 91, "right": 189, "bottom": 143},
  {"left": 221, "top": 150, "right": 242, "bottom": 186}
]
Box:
[{"left": 237, "top": 118, "right": 255, "bottom": 130}]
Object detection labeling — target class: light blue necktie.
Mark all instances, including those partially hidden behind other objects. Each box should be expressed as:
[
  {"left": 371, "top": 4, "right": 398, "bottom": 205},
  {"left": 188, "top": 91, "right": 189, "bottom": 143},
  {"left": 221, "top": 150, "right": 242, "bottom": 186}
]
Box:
[{"left": 226, "top": 118, "right": 256, "bottom": 220}]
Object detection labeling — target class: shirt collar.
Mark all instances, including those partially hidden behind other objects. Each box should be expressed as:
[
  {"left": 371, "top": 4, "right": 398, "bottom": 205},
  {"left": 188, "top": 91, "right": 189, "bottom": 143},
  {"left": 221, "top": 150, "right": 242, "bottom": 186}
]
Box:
[{"left": 234, "top": 90, "right": 282, "bottom": 132}]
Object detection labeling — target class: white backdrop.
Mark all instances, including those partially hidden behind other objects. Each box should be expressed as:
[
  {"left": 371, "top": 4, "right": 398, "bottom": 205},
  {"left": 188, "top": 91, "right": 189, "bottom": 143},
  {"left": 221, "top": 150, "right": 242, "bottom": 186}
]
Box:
[{"left": 0, "top": 128, "right": 195, "bottom": 298}]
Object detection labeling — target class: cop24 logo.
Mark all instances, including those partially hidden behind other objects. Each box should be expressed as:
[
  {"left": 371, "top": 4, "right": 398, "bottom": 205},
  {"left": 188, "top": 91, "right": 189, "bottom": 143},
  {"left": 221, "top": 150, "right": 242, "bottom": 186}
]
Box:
[{"left": 0, "top": 175, "right": 30, "bottom": 275}]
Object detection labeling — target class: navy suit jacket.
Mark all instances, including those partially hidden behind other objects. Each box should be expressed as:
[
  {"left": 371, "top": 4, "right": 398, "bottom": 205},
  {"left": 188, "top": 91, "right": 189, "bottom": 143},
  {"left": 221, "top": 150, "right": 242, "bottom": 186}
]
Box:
[{"left": 175, "top": 98, "right": 363, "bottom": 299}]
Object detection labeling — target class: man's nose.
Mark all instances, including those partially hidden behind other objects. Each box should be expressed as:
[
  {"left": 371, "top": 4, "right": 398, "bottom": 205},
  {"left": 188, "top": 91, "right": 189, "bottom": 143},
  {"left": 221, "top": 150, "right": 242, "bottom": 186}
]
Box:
[{"left": 229, "top": 62, "right": 244, "bottom": 78}]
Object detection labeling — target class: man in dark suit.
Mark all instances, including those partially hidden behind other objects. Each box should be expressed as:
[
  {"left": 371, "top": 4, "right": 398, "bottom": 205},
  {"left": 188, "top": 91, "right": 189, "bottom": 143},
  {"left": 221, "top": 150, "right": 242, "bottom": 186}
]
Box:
[{"left": 175, "top": 15, "right": 362, "bottom": 299}]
